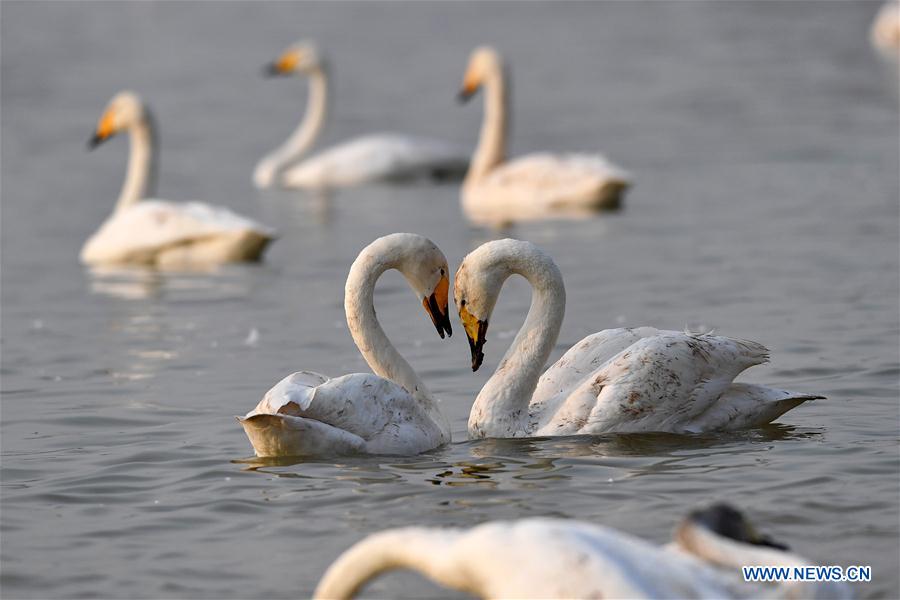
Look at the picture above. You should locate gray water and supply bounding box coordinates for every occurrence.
[2,2,898,598]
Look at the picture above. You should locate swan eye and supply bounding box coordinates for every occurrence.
[440,268,445,276]
[460,299,466,307]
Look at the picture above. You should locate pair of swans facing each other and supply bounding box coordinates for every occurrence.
[315,503,851,599]
[253,41,469,190]
[238,235,820,458]
[83,91,275,268]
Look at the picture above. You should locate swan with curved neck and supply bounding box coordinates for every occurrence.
[238,233,453,457]
[314,503,850,599]
[82,91,275,267]
[254,41,468,190]
[457,46,632,226]
[454,239,821,438]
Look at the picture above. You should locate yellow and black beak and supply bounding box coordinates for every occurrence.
[88,110,116,150]
[457,78,479,103]
[422,274,452,339]
[264,50,300,77]
[459,304,488,371]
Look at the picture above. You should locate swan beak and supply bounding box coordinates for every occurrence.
[265,50,300,77]
[423,274,452,339]
[88,110,115,149]
[262,62,282,77]
[87,132,105,149]
[457,84,477,103]
[459,305,487,371]
[457,73,480,103]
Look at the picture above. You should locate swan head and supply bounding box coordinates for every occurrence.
[452,239,519,371]
[354,233,453,339]
[458,46,502,103]
[677,503,789,555]
[264,41,323,77]
[88,90,144,149]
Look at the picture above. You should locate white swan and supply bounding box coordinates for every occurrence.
[457,47,632,226]
[314,503,851,599]
[238,233,453,457]
[872,1,900,58]
[254,41,469,190]
[453,239,821,438]
[82,91,275,267]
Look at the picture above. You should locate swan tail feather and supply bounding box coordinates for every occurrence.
[237,413,366,457]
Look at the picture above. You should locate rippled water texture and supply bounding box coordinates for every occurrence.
[2,2,898,598]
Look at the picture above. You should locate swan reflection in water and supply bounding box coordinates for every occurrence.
[235,425,819,489]
[85,264,261,302]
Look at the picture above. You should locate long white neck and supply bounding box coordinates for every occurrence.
[115,108,158,213]
[344,239,447,435]
[313,528,471,600]
[254,64,329,188]
[468,245,565,438]
[465,62,509,185]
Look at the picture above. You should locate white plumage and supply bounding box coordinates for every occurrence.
[255,41,468,190]
[238,234,454,457]
[84,91,274,268]
[279,133,468,189]
[455,239,821,439]
[314,505,851,599]
[81,200,274,267]
[458,47,631,226]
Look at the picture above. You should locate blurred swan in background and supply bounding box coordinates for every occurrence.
[454,239,821,439]
[314,503,851,599]
[457,47,631,227]
[82,91,275,267]
[254,41,469,190]
[871,1,900,59]
[238,233,453,457]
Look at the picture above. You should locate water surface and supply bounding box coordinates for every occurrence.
[2,2,898,598]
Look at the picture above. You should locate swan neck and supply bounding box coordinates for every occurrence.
[255,65,329,186]
[466,63,508,184]
[313,529,469,600]
[469,249,565,438]
[344,252,433,404]
[115,108,158,213]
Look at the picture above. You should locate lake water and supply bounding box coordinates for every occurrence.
[2,2,898,598]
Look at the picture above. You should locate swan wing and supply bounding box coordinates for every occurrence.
[80,200,275,264]
[682,383,822,432]
[239,371,445,457]
[281,134,468,188]
[481,153,630,202]
[535,332,770,435]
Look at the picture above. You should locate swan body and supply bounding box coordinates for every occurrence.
[238,233,453,457]
[278,133,469,189]
[458,47,631,225]
[454,239,821,439]
[254,41,468,190]
[84,91,274,267]
[314,504,851,599]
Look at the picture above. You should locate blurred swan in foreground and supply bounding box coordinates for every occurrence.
[82,91,275,267]
[238,234,453,457]
[454,239,821,439]
[254,41,468,190]
[314,503,851,599]
[457,47,631,227]
[871,1,900,59]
